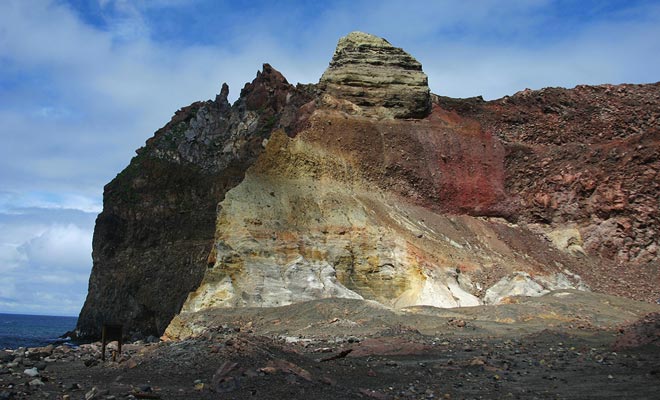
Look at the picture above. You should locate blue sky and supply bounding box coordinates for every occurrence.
[1,0,659,316]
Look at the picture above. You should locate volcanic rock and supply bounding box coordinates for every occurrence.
[77,31,659,340]
[0,352,12,363]
[76,64,313,339]
[319,31,431,119]
[179,124,587,313]
[439,82,660,302]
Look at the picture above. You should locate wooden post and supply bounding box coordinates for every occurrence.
[101,324,123,361]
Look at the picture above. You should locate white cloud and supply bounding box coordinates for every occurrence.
[97,0,150,41]
[419,7,660,99]
[0,276,19,302]
[19,224,92,271]
[0,207,95,316]
[0,1,275,200]
[0,244,27,272]
[0,191,102,214]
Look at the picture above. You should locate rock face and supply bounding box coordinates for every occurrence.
[76,64,312,338]
[319,31,431,119]
[439,83,660,302]
[77,32,659,339]
[179,110,589,315]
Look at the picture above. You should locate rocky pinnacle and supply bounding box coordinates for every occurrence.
[319,31,431,119]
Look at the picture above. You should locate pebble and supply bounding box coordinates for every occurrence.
[28,378,44,387]
[321,376,336,386]
[85,387,100,400]
[137,384,151,393]
[23,368,39,377]
[84,358,99,367]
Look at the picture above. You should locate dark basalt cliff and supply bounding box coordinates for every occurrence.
[77,32,659,339]
[76,65,313,338]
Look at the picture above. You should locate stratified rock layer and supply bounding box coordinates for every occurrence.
[319,31,431,119]
[179,111,588,314]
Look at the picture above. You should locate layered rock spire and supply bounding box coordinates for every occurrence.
[319,31,431,119]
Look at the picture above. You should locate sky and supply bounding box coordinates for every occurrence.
[1,0,659,316]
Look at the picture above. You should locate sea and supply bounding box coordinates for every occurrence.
[0,313,77,350]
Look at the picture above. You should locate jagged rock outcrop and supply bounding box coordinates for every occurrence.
[78,31,659,339]
[76,64,312,339]
[319,31,431,119]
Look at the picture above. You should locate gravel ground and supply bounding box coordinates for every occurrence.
[2,294,659,399]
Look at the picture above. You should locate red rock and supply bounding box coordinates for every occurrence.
[349,338,432,358]
[263,359,312,382]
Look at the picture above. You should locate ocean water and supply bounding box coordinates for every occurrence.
[0,313,77,350]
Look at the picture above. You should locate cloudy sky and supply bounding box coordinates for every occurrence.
[1,0,659,316]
